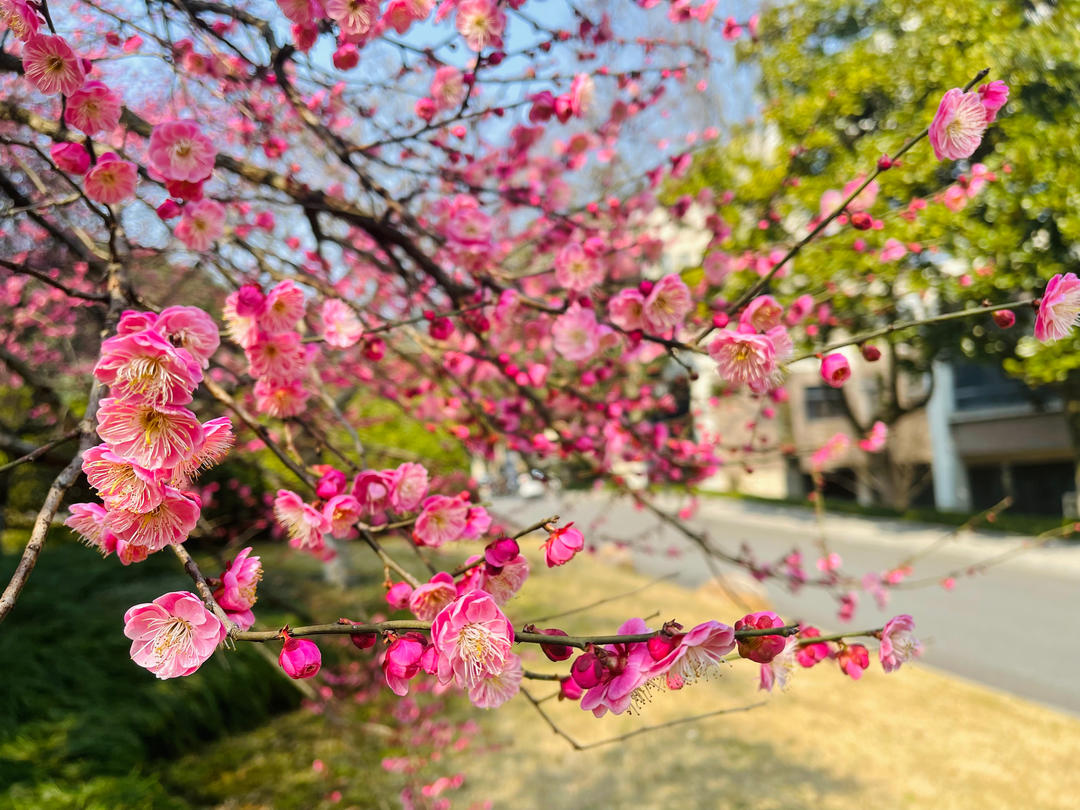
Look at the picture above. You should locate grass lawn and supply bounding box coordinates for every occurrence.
[3,536,1078,809]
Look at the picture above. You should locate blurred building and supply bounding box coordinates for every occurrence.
[692,353,1076,516]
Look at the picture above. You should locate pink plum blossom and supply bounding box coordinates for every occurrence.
[51,142,91,174]
[64,81,122,134]
[254,378,310,417]
[22,34,86,96]
[879,614,922,673]
[214,546,262,630]
[608,288,647,331]
[978,80,1009,122]
[578,617,655,717]
[94,329,202,406]
[124,591,226,678]
[155,306,220,368]
[390,462,429,512]
[642,274,692,333]
[552,303,601,362]
[543,523,584,567]
[175,199,226,251]
[858,421,888,453]
[105,485,200,552]
[455,0,505,52]
[430,65,466,110]
[740,295,783,332]
[260,280,306,334]
[413,494,469,547]
[1034,273,1080,342]
[82,445,164,513]
[0,0,41,40]
[384,632,426,695]
[554,243,603,291]
[273,489,329,553]
[246,331,306,381]
[430,591,514,688]
[837,644,870,680]
[467,653,522,708]
[320,299,363,348]
[148,120,217,182]
[85,156,138,205]
[96,398,205,470]
[758,636,798,692]
[408,572,457,621]
[648,620,735,689]
[708,330,777,390]
[325,0,379,37]
[323,494,362,536]
[928,88,988,161]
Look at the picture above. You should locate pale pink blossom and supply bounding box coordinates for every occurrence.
[811,432,850,470]
[758,636,797,692]
[175,199,226,251]
[608,288,647,331]
[554,243,603,291]
[84,156,137,205]
[260,280,306,333]
[22,34,86,96]
[879,238,907,263]
[467,653,522,708]
[105,485,200,552]
[1034,273,1080,342]
[274,489,329,553]
[277,0,318,24]
[928,88,987,161]
[474,554,529,606]
[642,274,692,333]
[739,295,783,333]
[323,494,362,536]
[408,572,457,621]
[155,306,220,368]
[64,502,111,550]
[325,0,379,37]
[430,65,466,110]
[124,591,226,678]
[460,502,491,540]
[254,378,310,417]
[455,0,505,52]
[430,591,514,688]
[552,303,601,362]
[708,330,777,390]
[148,120,216,182]
[390,462,429,512]
[320,299,363,348]
[412,494,468,547]
[94,329,202,406]
[64,81,122,134]
[96,398,205,470]
[82,445,164,513]
[648,620,735,689]
[569,73,595,117]
[879,614,922,673]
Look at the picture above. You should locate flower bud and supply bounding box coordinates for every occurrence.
[734,611,788,664]
[279,637,322,679]
[558,676,583,701]
[534,627,573,662]
[849,211,873,230]
[992,309,1016,329]
[484,536,520,568]
[570,651,605,688]
[860,344,882,362]
[350,632,376,650]
[820,353,851,388]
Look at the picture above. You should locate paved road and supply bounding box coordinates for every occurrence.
[492,493,1080,715]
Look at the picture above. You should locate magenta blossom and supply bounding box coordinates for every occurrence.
[105,485,200,553]
[578,617,656,717]
[124,591,225,679]
[977,80,1009,122]
[148,120,217,182]
[384,632,427,696]
[22,34,86,96]
[279,636,322,679]
[543,523,585,567]
[214,547,261,630]
[734,611,788,664]
[154,306,220,368]
[1034,273,1080,343]
[837,644,870,680]
[96,398,204,471]
[820,353,851,388]
[430,591,514,689]
[94,329,202,406]
[795,626,831,669]
[879,614,922,673]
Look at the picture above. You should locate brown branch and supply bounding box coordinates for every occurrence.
[0,429,80,474]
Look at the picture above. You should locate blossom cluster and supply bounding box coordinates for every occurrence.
[66,307,231,564]
[224,280,313,418]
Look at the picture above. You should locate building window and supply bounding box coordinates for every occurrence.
[952,363,1037,412]
[804,386,847,420]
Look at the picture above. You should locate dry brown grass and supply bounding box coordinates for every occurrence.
[448,550,1080,810]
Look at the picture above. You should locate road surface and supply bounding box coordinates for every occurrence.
[492,492,1080,715]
